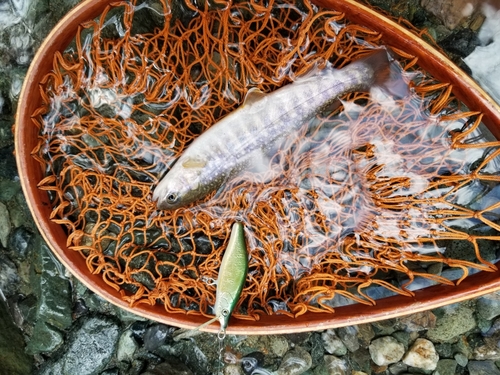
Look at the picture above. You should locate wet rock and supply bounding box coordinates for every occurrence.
[30,238,72,331]
[399,311,437,332]
[0,201,10,247]
[439,28,479,57]
[388,362,407,374]
[477,293,500,321]
[26,320,63,354]
[277,346,312,375]
[323,355,351,375]
[0,253,20,297]
[337,325,360,352]
[241,335,289,358]
[117,330,138,362]
[467,360,500,375]
[8,226,34,260]
[0,177,20,201]
[357,324,375,347]
[141,359,194,375]
[421,0,478,30]
[225,364,244,375]
[455,352,468,367]
[433,359,457,375]
[62,317,120,375]
[0,298,33,374]
[402,338,439,371]
[143,324,172,351]
[350,347,372,374]
[322,329,348,356]
[426,304,476,343]
[369,336,405,366]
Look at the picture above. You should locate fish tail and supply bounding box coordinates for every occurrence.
[354,48,409,98]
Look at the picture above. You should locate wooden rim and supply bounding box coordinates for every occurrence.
[14,0,500,334]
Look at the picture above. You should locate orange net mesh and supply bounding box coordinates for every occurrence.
[32,0,500,320]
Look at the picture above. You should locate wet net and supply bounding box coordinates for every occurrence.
[32,0,500,321]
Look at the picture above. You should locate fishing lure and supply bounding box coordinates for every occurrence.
[176,222,248,339]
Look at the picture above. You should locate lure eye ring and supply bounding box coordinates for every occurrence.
[166,193,178,204]
[221,308,229,317]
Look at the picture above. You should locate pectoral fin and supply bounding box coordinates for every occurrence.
[182,157,207,168]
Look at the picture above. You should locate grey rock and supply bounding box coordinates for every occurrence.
[402,338,439,371]
[337,326,360,352]
[426,304,476,343]
[467,360,500,375]
[0,253,20,297]
[433,359,457,375]
[454,352,468,367]
[0,201,10,247]
[369,336,405,366]
[277,346,312,375]
[141,360,194,375]
[388,362,408,375]
[8,226,34,260]
[322,329,348,356]
[144,324,171,351]
[62,317,120,375]
[117,330,139,362]
[0,298,33,374]
[477,293,500,321]
[26,320,63,355]
[323,355,351,375]
[421,0,478,29]
[0,177,20,201]
[30,238,72,331]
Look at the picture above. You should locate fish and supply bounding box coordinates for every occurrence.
[174,222,248,339]
[153,49,394,209]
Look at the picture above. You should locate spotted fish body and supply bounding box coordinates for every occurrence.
[153,50,391,209]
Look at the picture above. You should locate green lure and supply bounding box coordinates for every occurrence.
[192,222,248,337]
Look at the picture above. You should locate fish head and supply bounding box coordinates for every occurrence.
[153,161,206,209]
[215,291,234,331]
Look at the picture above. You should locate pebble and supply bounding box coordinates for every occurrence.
[426,304,476,343]
[277,346,312,375]
[143,324,171,351]
[117,330,138,362]
[337,326,360,352]
[0,201,10,247]
[433,359,457,375]
[421,0,478,29]
[467,360,500,375]
[324,355,351,375]
[476,293,500,321]
[455,352,468,367]
[368,336,405,366]
[322,329,348,356]
[402,338,439,371]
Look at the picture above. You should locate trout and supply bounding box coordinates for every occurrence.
[153,49,393,209]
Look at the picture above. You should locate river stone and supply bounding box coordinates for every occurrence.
[143,324,171,351]
[421,0,478,29]
[117,330,138,362]
[467,360,500,375]
[62,317,120,375]
[0,201,10,247]
[369,336,405,366]
[477,293,500,321]
[324,355,351,375]
[402,338,439,371]
[426,304,476,343]
[0,297,33,374]
[337,326,360,352]
[433,359,457,375]
[277,346,312,375]
[8,226,34,260]
[30,237,72,331]
[142,360,194,375]
[0,253,20,297]
[25,320,63,355]
[322,329,348,356]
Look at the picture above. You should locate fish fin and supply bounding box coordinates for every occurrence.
[182,157,206,168]
[243,87,266,106]
[294,62,324,82]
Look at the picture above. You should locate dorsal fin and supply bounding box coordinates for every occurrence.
[243,87,266,106]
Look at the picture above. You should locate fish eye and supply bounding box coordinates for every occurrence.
[166,193,178,204]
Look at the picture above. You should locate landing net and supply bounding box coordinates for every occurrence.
[32,0,500,320]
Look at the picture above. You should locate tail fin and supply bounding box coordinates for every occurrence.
[353,48,410,98]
